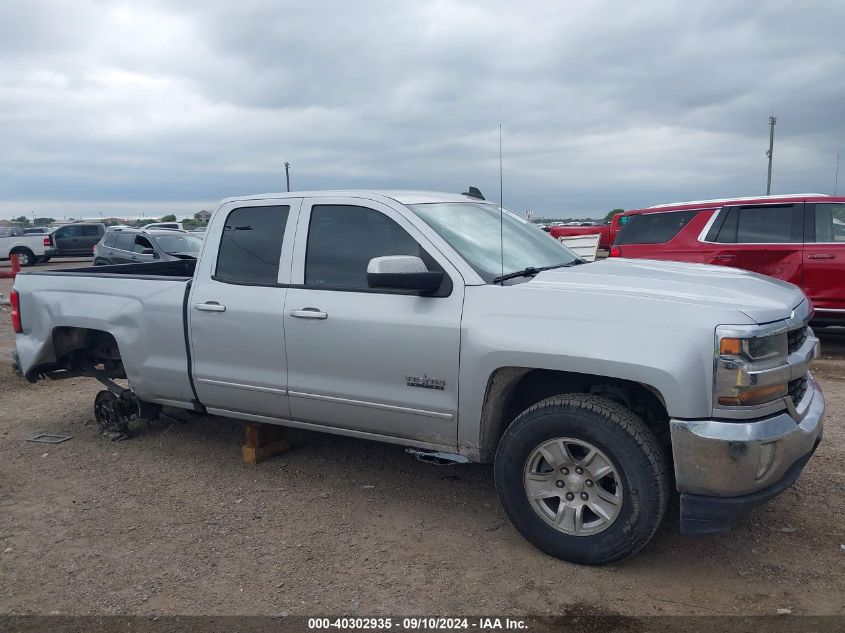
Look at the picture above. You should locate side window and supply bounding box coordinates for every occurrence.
[735,205,798,243]
[215,205,289,285]
[304,205,440,291]
[60,226,81,238]
[81,225,101,237]
[614,210,698,245]
[812,204,845,242]
[103,233,117,247]
[134,236,154,253]
[114,234,135,251]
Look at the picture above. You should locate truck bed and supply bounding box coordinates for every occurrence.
[13,262,197,409]
[27,259,196,279]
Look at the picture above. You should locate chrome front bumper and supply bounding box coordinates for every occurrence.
[670,374,824,497]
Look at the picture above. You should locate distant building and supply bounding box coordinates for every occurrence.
[194,210,212,222]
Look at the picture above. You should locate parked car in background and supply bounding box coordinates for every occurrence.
[93,228,202,265]
[610,194,845,325]
[549,214,631,250]
[48,222,106,258]
[143,221,184,231]
[23,227,51,235]
[0,229,55,266]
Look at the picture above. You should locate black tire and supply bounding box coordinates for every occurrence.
[495,394,668,565]
[11,248,35,267]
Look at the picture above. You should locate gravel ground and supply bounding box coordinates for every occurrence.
[0,259,843,617]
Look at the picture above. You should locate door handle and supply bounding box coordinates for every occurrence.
[290,308,328,320]
[808,253,835,260]
[194,302,227,312]
[714,254,736,262]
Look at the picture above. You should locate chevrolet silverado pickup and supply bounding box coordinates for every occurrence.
[11,191,824,564]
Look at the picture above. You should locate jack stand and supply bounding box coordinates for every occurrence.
[242,423,291,465]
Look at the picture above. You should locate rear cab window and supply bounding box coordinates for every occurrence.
[615,210,698,245]
[214,205,290,285]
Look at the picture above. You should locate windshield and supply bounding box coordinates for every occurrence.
[410,202,580,282]
[153,233,202,254]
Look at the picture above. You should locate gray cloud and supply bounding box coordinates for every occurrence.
[1,0,843,220]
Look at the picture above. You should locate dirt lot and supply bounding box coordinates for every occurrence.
[0,259,843,617]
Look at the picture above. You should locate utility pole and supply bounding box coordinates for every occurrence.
[284,162,291,192]
[766,114,777,195]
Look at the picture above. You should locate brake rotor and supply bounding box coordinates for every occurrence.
[94,390,131,436]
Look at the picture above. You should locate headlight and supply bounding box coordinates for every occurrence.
[714,325,789,408]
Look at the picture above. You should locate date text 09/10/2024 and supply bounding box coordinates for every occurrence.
[307,617,528,630]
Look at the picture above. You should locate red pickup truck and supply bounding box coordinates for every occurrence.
[609,194,845,325]
[549,214,630,250]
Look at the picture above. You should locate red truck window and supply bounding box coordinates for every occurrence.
[706,205,801,243]
[811,204,845,242]
[615,210,698,245]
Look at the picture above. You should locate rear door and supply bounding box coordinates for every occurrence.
[188,199,300,419]
[282,196,463,445]
[803,202,845,314]
[79,225,103,254]
[53,225,82,255]
[111,233,136,263]
[702,203,803,286]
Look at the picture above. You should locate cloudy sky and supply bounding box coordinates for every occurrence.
[1,1,843,221]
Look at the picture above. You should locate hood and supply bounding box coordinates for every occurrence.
[527,258,805,325]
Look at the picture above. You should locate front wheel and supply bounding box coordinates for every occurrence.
[495,394,668,565]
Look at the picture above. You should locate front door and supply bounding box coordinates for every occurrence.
[189,200,300,419]
[283,197,463,446]
[804,202,845,314]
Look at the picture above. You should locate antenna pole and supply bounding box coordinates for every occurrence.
[284,162,291,192]
[766,114,776,195]
[499,124,504,284]
[835,154,840,196]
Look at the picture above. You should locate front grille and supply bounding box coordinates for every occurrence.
[787,326,808,355]
[788,376,808,405]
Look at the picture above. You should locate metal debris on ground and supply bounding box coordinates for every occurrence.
[26,433,73,444]
[404,448,470,465]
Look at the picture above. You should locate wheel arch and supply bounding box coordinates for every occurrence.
[474,367,670,463]
[50,326,126,377]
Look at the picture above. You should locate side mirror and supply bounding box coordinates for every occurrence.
[367,256,444,293]
[141,248,156,256]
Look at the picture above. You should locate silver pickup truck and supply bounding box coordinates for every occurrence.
[11,191,824,564]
